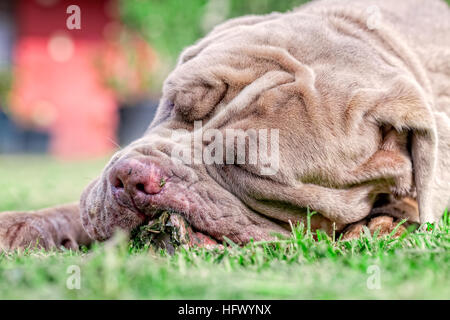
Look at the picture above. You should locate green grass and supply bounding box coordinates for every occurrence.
[0,156,449,299]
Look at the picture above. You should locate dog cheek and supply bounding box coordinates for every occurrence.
[80,178,110,241]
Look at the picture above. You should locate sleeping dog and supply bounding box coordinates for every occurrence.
[1,0,449,250]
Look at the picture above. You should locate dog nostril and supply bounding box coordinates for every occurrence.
[114,178,124,189]
[136,183,146,193]
[135,181,163,195]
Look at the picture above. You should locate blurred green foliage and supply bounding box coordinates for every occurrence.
[227,0,309,19]
[119,0,309,65]
[119,0,208,64]
[0,68,12,109]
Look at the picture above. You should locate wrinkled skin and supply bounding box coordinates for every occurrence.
[1,0,449,251]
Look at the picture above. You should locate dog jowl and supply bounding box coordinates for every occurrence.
[1,0,449,251]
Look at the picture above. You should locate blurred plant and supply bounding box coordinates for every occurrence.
[95,25,159,103]
[0,68,12,110]
[118,0,310,91]
[119,0,208,65]
[227,0,309,18]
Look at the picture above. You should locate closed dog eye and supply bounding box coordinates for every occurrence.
[168,80,229,123]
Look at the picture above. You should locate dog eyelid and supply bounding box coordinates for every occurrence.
[166,100,175,110]
[162,100,175,119]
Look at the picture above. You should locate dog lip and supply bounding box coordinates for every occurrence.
[111,184,184,221]
[108,179,221,244]
[129,195,154,220]
[111,188,149,221]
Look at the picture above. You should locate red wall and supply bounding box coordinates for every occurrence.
[11,0,119,157]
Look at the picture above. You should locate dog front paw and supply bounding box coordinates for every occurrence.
[342,197,419,240]
[367,215,407,237]
[0,213,53,251]
[0,206,86,252]
[342,215,409,240]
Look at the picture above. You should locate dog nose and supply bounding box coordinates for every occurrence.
[110,158,165,197]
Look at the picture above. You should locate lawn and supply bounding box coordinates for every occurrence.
[0,156,448,299]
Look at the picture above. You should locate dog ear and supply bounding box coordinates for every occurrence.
[350,76,450,224]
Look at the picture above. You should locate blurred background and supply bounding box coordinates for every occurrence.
[0,0,308,158]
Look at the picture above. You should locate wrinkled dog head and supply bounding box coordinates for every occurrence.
[80,6,450,243]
